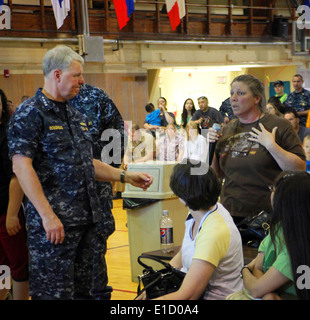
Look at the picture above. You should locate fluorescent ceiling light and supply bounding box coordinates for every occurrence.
[171,64,263,73]
[197,66,242,72]
[172,68,197,73]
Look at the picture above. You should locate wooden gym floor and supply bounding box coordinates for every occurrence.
[107,199,257,300]
[106,199,138,300]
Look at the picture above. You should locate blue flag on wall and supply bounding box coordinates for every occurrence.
[303,0,310,6]
[126,0,134,16]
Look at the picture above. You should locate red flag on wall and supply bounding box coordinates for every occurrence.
[113,0,135,30]
[165,0,185,30]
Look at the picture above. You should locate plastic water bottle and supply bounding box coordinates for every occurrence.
[160,210,174,253]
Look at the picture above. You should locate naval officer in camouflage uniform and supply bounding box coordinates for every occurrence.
[7,45,152,300]
[284,74,310,127]
[71,84,127,299]
[219,97,236,124]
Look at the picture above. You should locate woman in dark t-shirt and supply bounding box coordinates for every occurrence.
[208,75,306,222]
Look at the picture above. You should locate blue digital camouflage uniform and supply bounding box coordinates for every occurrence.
[219,97,236,122]
[70,84,127,300]
[7,89,101,299]
[284,88,310,127]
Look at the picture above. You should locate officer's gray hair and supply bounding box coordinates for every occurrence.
[43,45,84,77]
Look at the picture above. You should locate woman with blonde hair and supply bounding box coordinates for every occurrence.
[157,123,184,161]
[182,121,209,162]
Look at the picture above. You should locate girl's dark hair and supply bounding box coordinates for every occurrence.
[158,97,167,104]
[0,89,9,125]
[270,171,310,300]
[181,98,196,128]
[267,96,285,114]
[169,159,221,211]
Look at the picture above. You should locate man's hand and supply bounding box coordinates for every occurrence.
[12,155,65,244]
[125,172,153,191]
[42,214,65,245]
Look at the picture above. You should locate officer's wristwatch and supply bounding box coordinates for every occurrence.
[120,170,126,183]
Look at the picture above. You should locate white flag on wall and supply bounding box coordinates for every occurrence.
[51,0,70,29]
[165,0,185,30]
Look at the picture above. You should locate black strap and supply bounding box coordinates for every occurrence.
[135,254,171,300]
[137,254,172,271]
[135,272,163,300]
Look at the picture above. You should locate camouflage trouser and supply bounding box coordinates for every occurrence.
[27,222,97,300]
[91,204,115,300]
[91,222,111,299]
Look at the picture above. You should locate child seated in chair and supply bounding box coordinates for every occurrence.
[137,159,243,300]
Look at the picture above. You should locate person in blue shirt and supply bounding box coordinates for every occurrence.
[70,83,126,300]
[7,45,153,300]
[145,103,161,127]
[219,97,236,124]
[284,74,310,127]
[144,97,176,136]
